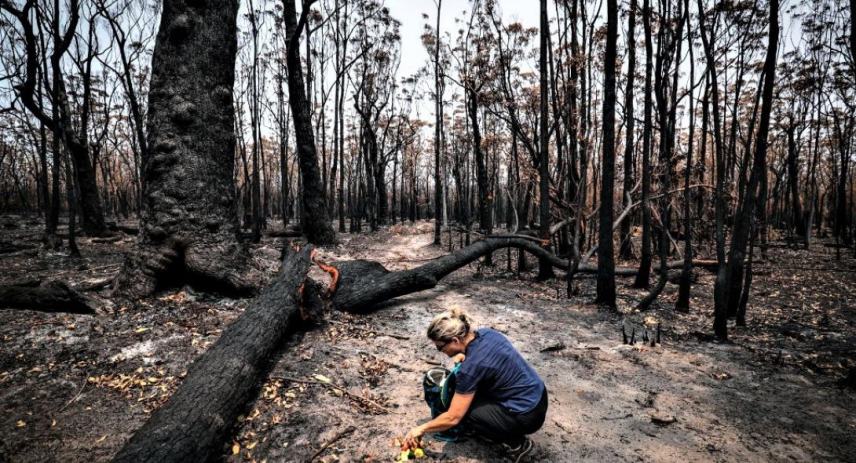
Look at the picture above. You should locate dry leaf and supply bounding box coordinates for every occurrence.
[134,327,149,334]
[96,435,107,443]
[16,420,26,427]
[232,442,240,455]
[246,441,257,450]
[313,374,332,384]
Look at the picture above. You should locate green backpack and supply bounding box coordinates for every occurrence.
[422,363,464,441]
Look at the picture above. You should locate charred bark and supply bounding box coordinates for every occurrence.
[633,0,654,289]
[676,0,695,313]
[785,125,803,233]
[698,0,728,340]
[619,0,637,260]
[284,0,337,245]
[114,0,256,298]
[537,0,556,281]
[113,247,315,463]
[0,281,94,314]
[724,0,778,318]
[331,235,717,314]
[596,0,618,307]
[432,0,444,246]
[469,86,493,265]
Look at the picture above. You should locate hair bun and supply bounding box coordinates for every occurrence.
[427,307,475,342]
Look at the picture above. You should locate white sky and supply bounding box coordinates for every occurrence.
[384,0,540,79]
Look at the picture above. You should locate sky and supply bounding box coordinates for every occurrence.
[384,0,540,79]
[377,0,540,121]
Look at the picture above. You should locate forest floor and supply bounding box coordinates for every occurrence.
[1,215,855,462]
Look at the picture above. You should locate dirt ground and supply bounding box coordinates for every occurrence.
[1,216,855,462]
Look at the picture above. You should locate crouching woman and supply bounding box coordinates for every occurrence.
[404,308,548,461]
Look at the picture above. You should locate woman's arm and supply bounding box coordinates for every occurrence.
[404,391,475,448]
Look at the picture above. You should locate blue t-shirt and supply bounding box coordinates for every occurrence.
[455,328,545,413]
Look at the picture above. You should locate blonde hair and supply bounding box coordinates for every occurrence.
[427,307,475,342]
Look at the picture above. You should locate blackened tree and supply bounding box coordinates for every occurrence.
[595,0,618,308]
[115,0,256,298]
[283,0,337,245]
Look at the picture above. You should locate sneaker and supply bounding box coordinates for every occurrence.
[502,438,534,463]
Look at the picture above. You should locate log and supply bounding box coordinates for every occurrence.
[331,236,717,313]
[113,246,315,463]
[0,280,94,314]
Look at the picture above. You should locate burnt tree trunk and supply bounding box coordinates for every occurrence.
[469,86,493,265]
[113,247,315,463]
[596,0,618,307]
[331,235,717,314]
[284,0,337,245]
[114,0,256,298]
[636,0,682,312]
[785,124,803,233]
[698,0,728,340]
[619,0,637,260]
[676,0,695,313]
[65,144,81,257]
[433,0,444,246]
[537,0,556,280]
[724,0,778,318]
[633,0,654,289]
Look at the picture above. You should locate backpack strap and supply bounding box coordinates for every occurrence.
[440,362,463,408]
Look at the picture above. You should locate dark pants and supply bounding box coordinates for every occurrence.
[463,387,548,447]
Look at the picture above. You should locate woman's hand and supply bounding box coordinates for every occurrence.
[403,426,424,450]
[451,353,466,365]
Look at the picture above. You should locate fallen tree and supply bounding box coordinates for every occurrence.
[113,235,717,461]
[0,280,94,314]
[332,235,717,314]
[113,246,318,462]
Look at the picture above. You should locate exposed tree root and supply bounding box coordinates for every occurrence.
[113,239,259,299]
